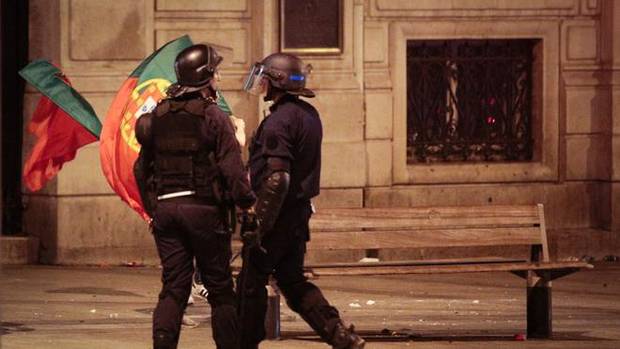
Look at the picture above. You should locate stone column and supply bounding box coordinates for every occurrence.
[608,0,620,231]
[23,0,62,263]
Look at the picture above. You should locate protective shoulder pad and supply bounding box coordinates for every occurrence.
[184,98,213,117]
[154,99,171,117]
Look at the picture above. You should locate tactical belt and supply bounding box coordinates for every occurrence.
[157,190,196,201]
[156,192,220,207]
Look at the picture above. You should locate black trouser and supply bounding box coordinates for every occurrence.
[237,203,343,349]
[151,198,238,349]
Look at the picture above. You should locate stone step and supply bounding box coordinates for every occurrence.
[1,236,39,264]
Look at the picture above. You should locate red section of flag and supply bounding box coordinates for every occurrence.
[23,95,98,192]
[99,77,150,220]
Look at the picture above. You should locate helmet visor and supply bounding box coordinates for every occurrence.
[243,63,266,95]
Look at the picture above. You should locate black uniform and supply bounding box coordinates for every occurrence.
[135,94,255,349]
[239,94,345,348]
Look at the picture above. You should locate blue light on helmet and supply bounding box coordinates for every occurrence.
[289,74,305,81]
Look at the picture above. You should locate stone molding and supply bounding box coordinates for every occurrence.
[155,0,251,17]
[364,21,389,66]
[369,0,583,18]
[562,19,601,70]
[581,0,601,15]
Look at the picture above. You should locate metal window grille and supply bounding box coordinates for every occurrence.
[406,39,537,163]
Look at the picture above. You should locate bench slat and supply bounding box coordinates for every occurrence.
[310,216,541,232]
[312,205,539,218]
[306,257,527,268]
[306,227,542,250]
[308,261,593,276]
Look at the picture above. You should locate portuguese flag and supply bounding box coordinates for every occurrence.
[19,60,102,192]
[100,36,237,220]
[99,35,193,221]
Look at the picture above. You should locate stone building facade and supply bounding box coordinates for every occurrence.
[15,0,620,264]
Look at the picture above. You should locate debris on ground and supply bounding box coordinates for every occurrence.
[562,256,581,262]
[581,255,595,263]
[122,261,145,267]
[182,315,198,328]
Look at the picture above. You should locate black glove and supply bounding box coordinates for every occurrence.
[238,209,261,249]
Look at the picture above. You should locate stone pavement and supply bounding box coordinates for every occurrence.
[1,263,619,349]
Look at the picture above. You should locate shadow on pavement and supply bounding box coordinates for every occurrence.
[0,322,35,336]
[46,287,144,297]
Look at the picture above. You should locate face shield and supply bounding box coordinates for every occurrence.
[302,63,313,84]
[242,63,266,95]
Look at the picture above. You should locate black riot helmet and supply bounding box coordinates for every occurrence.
[243,52,314,99]
[167,44,223,98]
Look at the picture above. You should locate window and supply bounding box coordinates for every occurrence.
[406,39,539,163]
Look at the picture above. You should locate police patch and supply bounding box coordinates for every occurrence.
[266,135,279,150]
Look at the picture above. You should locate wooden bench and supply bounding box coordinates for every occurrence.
[265,204,592,340]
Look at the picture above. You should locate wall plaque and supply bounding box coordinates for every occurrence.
[280,0,342,54]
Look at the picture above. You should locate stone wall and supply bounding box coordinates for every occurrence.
[361,0,618,233]
[22,0,619,264]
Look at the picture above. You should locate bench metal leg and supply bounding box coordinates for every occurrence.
[527,271,552,339]
[265,281,281,340]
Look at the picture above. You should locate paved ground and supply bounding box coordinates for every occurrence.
[1,263,619,349]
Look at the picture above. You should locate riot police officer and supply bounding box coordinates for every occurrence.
[238,52,365,349]
[134,44,256,349]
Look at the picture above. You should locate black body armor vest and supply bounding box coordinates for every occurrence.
[151,98,219,199]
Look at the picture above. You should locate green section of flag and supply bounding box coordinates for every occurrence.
[216,90,233,115]
[135,35,193,84]
[19,60,102,138]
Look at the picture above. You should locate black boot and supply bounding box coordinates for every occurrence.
[330,321,365,349]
